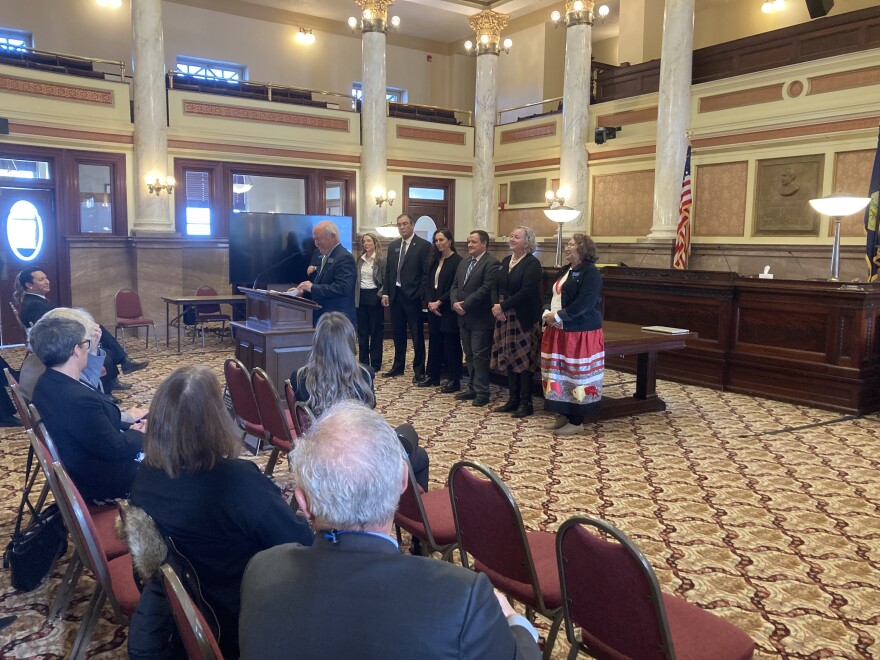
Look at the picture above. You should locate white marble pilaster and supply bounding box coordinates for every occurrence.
[472,53,498,231]
[131,0,173,234]
[560,21,591,228]
[361,29,388,229]
[648,0,695,239]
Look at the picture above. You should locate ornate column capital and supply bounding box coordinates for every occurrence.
[354,0,395,33]
[563,0,594,26]
[467,10,510,55]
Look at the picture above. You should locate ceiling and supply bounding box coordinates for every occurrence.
[180,0,745,48]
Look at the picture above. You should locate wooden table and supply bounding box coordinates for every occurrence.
[590,321,691,420]
[162,294,247,352]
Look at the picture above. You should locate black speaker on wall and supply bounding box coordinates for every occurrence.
[805,0,834,18]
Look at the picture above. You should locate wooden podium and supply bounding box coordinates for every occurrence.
[231,288,320,392]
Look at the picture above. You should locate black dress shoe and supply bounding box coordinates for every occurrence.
[418,377,441,388]
[0,415,23,428]
[472,395,490,407]
[441,381,461,394]
[454,390,477,401]
[382,369,404,378]
[412,374,427,384]
[121,359,149,375]
[109,379,132,391]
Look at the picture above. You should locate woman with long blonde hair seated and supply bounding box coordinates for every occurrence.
[292,311,430,490]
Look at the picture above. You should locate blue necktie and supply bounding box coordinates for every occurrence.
[464,257,476,284]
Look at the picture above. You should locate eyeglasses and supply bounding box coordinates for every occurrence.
[78,339,91,350]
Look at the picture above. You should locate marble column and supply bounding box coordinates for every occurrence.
[468,10,509,232]
[131,0,173,234]
[472,53,498,231]
[560,4,593,227]
[361,28,388,229]
[648,0,695,239]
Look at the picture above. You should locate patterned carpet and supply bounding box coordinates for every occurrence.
[0,337,878,658]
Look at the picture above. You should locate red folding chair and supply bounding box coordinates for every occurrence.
[449,460,563,659]
[394,460,458,561]
[52,462,139,659]
[223,358,267,445]
[191,286,230,347]
[250,368,295,476]
[283,378,315,436]
[115,288,159,352]
[162,563,225,660]
[556,516,755,660]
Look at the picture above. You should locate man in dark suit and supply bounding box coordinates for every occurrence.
[239,400,541,660]
[29,315,145,502]
[16,267,148,392]
[450,230,500,407]
[295,221,356,328]
[381,213,432,383]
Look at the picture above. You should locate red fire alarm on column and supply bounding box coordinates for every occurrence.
[426,54,432,62]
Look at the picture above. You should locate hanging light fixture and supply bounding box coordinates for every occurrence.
[232,175,254,194]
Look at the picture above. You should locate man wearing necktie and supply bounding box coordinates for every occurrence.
[381,214,432,382]
[449,230,500,407]
[295,221,356,327]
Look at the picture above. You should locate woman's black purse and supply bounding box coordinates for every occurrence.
[3,500,68,592]
[3,444,69,592]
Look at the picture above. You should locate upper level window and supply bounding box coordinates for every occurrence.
[176,56,246,82]
[0,158,50,180]
[0,28,32,52]
[351,82,407,105]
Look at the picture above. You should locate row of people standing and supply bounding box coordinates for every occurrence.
[353,215,605,435]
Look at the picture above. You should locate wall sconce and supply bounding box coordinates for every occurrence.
[597,4,610,21]
[96,0,123,7]
[146,174,175,195]
[372,187,396,207]
[295,28,316,44]
[808,194,870,281]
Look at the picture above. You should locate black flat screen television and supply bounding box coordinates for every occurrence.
[229,213,354,288]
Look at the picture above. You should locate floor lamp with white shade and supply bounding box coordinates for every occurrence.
[808,194,871,281]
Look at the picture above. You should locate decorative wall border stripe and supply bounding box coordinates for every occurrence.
[500,122,556,144]
[168,139,360,163]
[387,159,471,173]
[396,125,466,145]
[0,74,113,105]
[9,122,132,143]
[807,66,880,96]
[596,107,658,128]
[182,100,350,132]
[693,116,880,149]
[698,83,784,113]
[587,145,655,161]
[495,157,560,173]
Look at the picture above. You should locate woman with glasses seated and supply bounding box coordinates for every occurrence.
[292,311,430,491]
[29,315,146,502]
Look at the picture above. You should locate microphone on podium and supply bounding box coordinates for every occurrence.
[252,250,310,289]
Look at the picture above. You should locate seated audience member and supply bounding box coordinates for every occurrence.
[0,356,23,427]
[29,315,145,502]
[18,308,137,420]
[129,365,313,659]
[292,311,430,491]
[14,267,148,391]
[238,401,541,660]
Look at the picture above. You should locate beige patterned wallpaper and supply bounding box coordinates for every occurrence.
[693,162,748,236]
[498,208,558,238]
[591,170,654,236]
[832,149,876,237]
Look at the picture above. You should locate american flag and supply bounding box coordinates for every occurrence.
[865,128,879,282]
[673,146,692,270]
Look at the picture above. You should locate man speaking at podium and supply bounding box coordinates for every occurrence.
[293,221,356,327]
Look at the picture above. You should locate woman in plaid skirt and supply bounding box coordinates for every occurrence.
[490,226,544,418]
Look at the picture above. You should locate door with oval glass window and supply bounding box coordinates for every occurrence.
[0,188,56,345]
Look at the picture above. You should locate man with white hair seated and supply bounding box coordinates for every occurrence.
[238,400,541,660]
